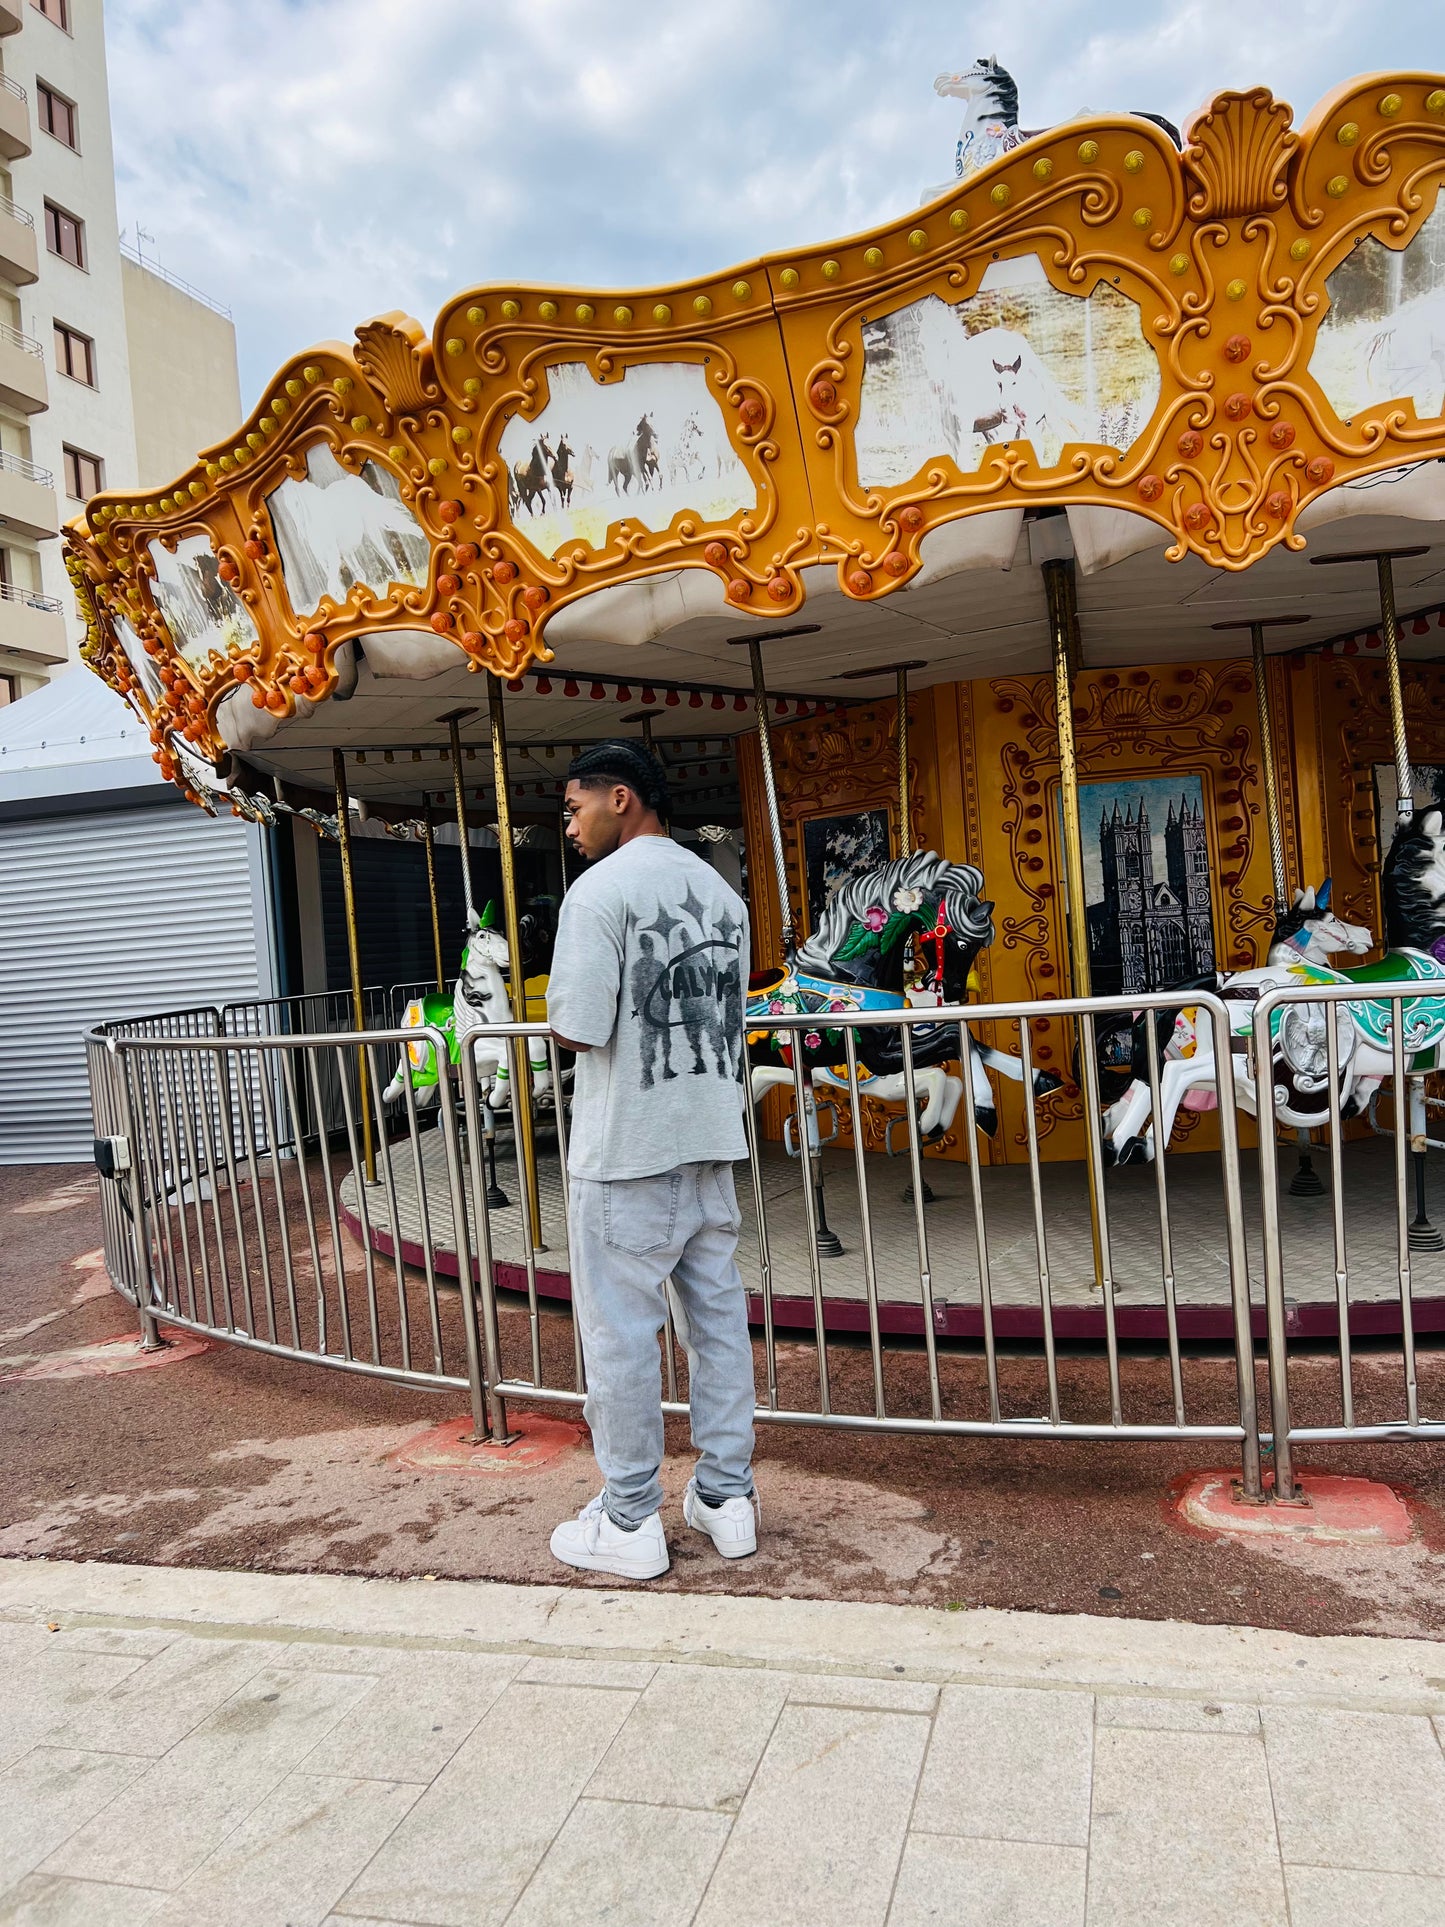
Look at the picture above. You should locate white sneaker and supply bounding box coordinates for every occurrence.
[550,1493,669,1580]
[683,1478,759,1559]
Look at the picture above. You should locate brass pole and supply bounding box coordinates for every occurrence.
[1044,558,1104,1291]
[1045,561,1092,1000]
[1377,555,1415,827]
[748,638,794,959]
[639,713,656,753]
[447,716,476,922]
[331,748,376,1185]
[896,666,911,860]
[422,803,445,992]
[1251,625,1288,910]
[487,673,545,1249]
[1310,547,1425,827]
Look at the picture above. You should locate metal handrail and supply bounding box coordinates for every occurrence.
[0,73,26,103]
[0,579,62,613]
[0,193,35,229]
[85,988,1267,1477]
[0,318,42,358]
[1252,974,1445,1494]
[0,446,53,487]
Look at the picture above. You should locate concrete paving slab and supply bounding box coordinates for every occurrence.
[303,1651,524,1784]
[144,1773,423,1927]
[506,1798,731,1927]
[0,1750,150,1896]
[886,1832,1087,1927]
[693,1703,928,1927]
[911,1683,1094,1847]
[43,1666,376,1891]
[1086,1726,1288,1927]
[1262,1706,1445,1875]
[337,1682,637,1927]
[0,1872,168,1925]
[585,1666,789,1813]
[1284,1865,1445,1927]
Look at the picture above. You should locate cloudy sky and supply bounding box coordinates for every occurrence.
[107,0,1444,408]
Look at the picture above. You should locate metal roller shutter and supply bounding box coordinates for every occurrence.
[0,806,274,1163]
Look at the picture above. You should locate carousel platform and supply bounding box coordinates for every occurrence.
[337,1130,1445,1344]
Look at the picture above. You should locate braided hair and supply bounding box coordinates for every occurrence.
[566,739,672,821]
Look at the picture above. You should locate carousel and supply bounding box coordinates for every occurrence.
[68,65,1445,1387]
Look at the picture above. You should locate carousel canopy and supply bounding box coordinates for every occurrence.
[62,72,1445,808]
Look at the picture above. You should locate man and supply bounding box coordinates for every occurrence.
[546,739,758,1580]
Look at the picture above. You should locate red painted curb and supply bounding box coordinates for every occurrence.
[1174,1469,1414,1545]
[391,1410,588,1475]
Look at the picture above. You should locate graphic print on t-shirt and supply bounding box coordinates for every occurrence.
[626,881,745,1090]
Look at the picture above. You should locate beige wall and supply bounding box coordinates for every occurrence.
[122,256,240,491]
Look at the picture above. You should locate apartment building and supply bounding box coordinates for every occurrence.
[0,0,240,705]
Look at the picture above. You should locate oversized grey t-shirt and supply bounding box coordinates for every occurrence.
[547,836,749,1180]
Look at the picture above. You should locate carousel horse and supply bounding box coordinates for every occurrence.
[746,849,1063,1141]
[383,903,554,1111]
[1097,816,1445,1161]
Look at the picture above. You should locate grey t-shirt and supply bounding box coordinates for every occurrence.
[547,836,750,1180]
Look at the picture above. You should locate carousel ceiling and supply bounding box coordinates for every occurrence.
[63,72,1445,808]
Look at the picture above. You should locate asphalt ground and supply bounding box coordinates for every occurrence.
[4,1161,1445,1639]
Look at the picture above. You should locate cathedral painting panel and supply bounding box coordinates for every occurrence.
[1064,775,1217,998]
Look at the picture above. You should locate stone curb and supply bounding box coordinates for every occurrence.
[3,1557,1444,1715]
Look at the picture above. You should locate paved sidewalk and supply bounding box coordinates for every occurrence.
[1,1561,1444,1925]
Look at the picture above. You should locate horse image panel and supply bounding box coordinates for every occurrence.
[1311,197,1445,425]
[265,442,431,621]
[146,531,259,664]
[496,360,755,558]
[854,256,1160,487]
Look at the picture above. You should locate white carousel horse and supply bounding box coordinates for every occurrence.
[1098,874,1399,1164]
[383,907,553,1111]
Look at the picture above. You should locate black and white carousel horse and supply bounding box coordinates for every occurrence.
[746,849,1063,1141]
[924,56,1182,198]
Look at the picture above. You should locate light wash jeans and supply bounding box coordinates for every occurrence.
[568,1160,756,1528]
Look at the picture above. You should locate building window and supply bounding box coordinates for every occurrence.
[63,444,102,500]
[30,0,69,27]
[43,201,84,269]
[36,82,78,150]
[0,673,17,707]
[53,321,94,385]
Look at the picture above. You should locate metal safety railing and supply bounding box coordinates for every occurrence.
[1253,978,1445,1499]
[88,988,1278,1488]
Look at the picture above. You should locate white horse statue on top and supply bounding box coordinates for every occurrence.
[922,56,1182,202]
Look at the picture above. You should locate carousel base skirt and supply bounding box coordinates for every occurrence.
[336,1130,1445,1346]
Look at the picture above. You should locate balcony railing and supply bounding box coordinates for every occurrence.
[0,73,26,102]
[0,578,61,613]
[0,193,34,228]
[0,318,42,358]
[0,447,53,487]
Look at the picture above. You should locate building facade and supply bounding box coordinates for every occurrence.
[0,0,239,706]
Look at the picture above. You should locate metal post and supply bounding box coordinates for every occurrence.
[1044,558,1105,1292]
[896,665,911,860]
[487,673,545,1250]
[1312,547,1434,1238]
[748,637,794,960]
[331,748,376,1185]
[446,713,476,922]
[1215,613,1321,1195]
[421,804,445,993]
[1252,623,1288,910]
